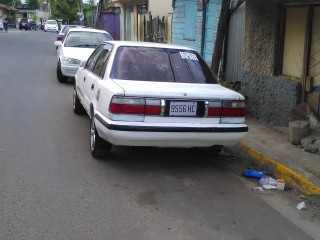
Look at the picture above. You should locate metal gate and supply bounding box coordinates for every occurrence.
[225,1,245,83]
[98,12,120,40]
[144,13,167,43]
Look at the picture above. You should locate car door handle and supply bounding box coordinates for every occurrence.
[83,77,86,82]
[91,84,94,90]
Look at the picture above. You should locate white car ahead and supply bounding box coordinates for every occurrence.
[73,41,248,157]
[44,20,59,32]
[54,28,113,83]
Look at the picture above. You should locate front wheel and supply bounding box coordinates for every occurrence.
[57,61,68,83]
[90,115,112,158]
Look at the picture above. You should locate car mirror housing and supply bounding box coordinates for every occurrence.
[80,60,87,68]
[54,41,63,46]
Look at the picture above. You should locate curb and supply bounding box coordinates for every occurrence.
[238,142,320,196]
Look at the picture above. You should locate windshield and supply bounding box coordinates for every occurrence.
[64,31,113,48]
[110,46,218,84]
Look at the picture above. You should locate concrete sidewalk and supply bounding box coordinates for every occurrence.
[225,117,320,195]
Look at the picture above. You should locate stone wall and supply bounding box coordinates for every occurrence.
[240,0,302,126]
[241,71,301,126]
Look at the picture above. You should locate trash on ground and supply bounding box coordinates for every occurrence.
[259,176,278,190]
[276,179,285,190]
[262,184,277,190]
[297,202,307,210]
[299,194,306,199]
[242,169,264,179]
[252,187,263,191]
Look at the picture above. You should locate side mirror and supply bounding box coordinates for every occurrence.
[80,60,87,67]
[54,41,62,46]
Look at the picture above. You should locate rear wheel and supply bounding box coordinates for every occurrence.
[73,84,85,114]
[57,61,68,83]
[90,114,112,158]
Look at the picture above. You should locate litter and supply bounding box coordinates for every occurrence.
[276,179,285,190]
[299,195,306,199]
[259,176,277,190]
[242,169,264,179]
[297,202,307,210]
[252,187,263,191]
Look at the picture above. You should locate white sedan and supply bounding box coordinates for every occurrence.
[54,28,113,83]
[44,20,59,32]
[73,41,248,157]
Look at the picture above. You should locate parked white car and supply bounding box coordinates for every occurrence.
[44,20,59,32]
[54,28,113,83]
[73,41,248,157]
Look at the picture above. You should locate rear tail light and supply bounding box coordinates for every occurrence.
[207,100,245,123]
[221,100,246,117]
[109,97,161,117]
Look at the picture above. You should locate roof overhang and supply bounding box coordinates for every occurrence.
[119,0,147,6]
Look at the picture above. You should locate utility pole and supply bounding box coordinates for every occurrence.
[211,0,231,76]
[94,0,103,28]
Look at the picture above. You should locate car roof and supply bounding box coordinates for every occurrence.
[68,28,109,34]
[103,41,195,51]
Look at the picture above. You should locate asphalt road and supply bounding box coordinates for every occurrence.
[0,29,319,240]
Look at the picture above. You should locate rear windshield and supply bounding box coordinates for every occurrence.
[46,20,57,25]
[61,25,77,33]
[110,47,218,84]
[64,31,113,48]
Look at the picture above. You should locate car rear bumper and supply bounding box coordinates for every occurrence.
[94,113,248,148]
[61,64,79,77]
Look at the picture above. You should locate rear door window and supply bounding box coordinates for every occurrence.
[110,47,218,84]
[85,44,105,72]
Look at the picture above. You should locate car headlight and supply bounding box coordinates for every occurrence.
[62,57,81,65]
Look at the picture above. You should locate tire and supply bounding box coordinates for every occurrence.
[56,61,68,83]
[73,84,85,114]
[90,114,112,158]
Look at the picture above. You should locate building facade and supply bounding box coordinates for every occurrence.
[232,0,320,126]
[171,0,222,65]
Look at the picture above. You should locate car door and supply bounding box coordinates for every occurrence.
[80,45,105,112]
[84,44,113,109]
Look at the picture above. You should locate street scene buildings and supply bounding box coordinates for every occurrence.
[1,0,320,239]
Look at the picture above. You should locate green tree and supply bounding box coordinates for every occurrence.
[51,0,79,23]
[83,3,96,27]
[0,0,21,7]
[0,0,16,6]
[26,0,39,9]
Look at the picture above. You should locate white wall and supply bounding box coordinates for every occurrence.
[148,0,172,19]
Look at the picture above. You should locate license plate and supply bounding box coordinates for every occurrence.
[169,101,197,116]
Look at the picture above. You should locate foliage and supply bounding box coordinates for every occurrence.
[50,0,79,23]
[26,0,39,9]
[83,3,96,26]
[31,15,38,22]
[0,0,13,6]
[0,0,25,7]
[219,79,242,92]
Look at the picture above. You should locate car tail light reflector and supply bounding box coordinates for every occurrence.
[145,106,161,115]
[222,100,246,117]
[207,101,222,117]
[109,97,161,116]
